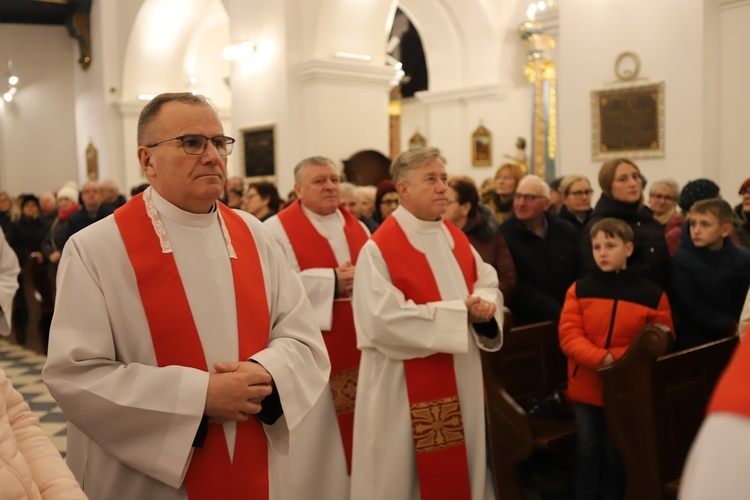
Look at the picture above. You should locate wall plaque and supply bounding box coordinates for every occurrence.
[591,81,664,161]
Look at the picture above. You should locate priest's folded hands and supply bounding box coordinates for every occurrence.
[204,361,274,423]
[464,295,497,323]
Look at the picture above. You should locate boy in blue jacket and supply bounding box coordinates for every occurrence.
[670,198,750,350]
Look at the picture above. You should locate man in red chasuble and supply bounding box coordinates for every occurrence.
[265,156,369,500]
[43,92,330,500]
[351,147,504,500]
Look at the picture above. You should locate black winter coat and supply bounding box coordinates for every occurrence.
[499,213,581,326]
[670,232,750,350]
[583,194,670,290]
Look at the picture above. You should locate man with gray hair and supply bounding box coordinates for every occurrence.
[265,156,370,500]
[43,92,329,499]
[499,174,581,325]
[100,179,127,209]
[351,147,503,499]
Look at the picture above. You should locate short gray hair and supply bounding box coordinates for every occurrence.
[559,175,591,196]
[649,178,680,198]
[390,147,447,184]
[137,92,215,146]
[293,156,337,183]
[517,175,550,198]
[339,182,356,197]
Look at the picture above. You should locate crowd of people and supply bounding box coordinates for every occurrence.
[0,91,749,499]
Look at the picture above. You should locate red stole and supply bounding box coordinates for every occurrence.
[277,200,368,472]
[371,215,477,500]
[708,327,749,417]
[114,194,270,499]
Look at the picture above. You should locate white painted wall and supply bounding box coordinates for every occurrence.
[2,0,749,205]
[556,0,740,200]
[0,24,78,194]
[719,0,750,208]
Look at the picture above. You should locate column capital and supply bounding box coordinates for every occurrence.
[293,59,396,89]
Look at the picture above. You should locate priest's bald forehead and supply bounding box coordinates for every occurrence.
[390,147,447,184]
[293,156,337,183]
[137,92,216,146]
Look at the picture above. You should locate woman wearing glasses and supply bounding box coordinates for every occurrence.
[559,175,595,234]
[583,158,670,289]
[649,179,681,231]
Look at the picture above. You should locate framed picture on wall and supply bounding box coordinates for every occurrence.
[243,126,276,177]
[591,81,665,160]
[471,125,492,167]
[86,142,98,180]
[409,132,427,150]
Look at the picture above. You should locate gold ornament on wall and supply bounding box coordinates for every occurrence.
[409,131,427,150]
[86,142,98,180]
[471,125,492,167]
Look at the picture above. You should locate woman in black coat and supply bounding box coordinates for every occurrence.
[583,158,670,289]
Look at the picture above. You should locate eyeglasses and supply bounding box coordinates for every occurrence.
[496,175,515,181]
[513,193,548,202]
[146,134,236,156]
[568,189,594,198]
[740,189,750,196]
[380,199,399,206]
[650,194,675,201]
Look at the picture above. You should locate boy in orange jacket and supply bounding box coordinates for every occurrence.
[559,217,673,500]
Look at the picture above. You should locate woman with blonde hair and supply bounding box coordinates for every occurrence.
[559,175,594,233]
[487,163,524,224]
[584,158,669,288]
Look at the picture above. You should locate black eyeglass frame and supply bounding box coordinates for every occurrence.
[145,134,236,156]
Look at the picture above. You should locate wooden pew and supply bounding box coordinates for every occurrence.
[483,318,575,500]
[599,324,738,500]
[10,256,48,354]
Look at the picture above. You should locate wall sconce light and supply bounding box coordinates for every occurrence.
[3,60,19,103]
[222,40,257,61]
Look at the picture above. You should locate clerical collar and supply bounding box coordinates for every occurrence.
[300,203,344,225]
[149,187,218,228]
[392,205,454,253]
[393,205,443,232]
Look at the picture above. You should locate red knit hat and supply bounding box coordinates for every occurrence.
[375,180,397,208]
[739,177,750,195]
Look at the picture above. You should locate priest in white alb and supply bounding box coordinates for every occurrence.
[42,93,330,500]
[265,156,369,500]
[350,147,504,500]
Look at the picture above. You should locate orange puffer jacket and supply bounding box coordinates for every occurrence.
[558,267,674,406]
[0,369,86,499]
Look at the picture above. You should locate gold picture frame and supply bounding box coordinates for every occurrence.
[86,142,98,180]
[471,125,492,166]
[591,81,665,161]
[409,132,427,150]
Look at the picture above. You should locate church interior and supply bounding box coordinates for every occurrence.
[0,0,749,498]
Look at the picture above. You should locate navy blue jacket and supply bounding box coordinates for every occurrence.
[670,230,750,350]
[500,213,581,326]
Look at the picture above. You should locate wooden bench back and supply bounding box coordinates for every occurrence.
[482,317,572,500]
[485,320,567,404]
[600,324,738,500]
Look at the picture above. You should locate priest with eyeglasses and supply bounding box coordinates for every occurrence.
[43,92,329,500]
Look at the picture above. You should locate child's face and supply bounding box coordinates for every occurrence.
[592,232,633,272]
[689,212,731,250]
